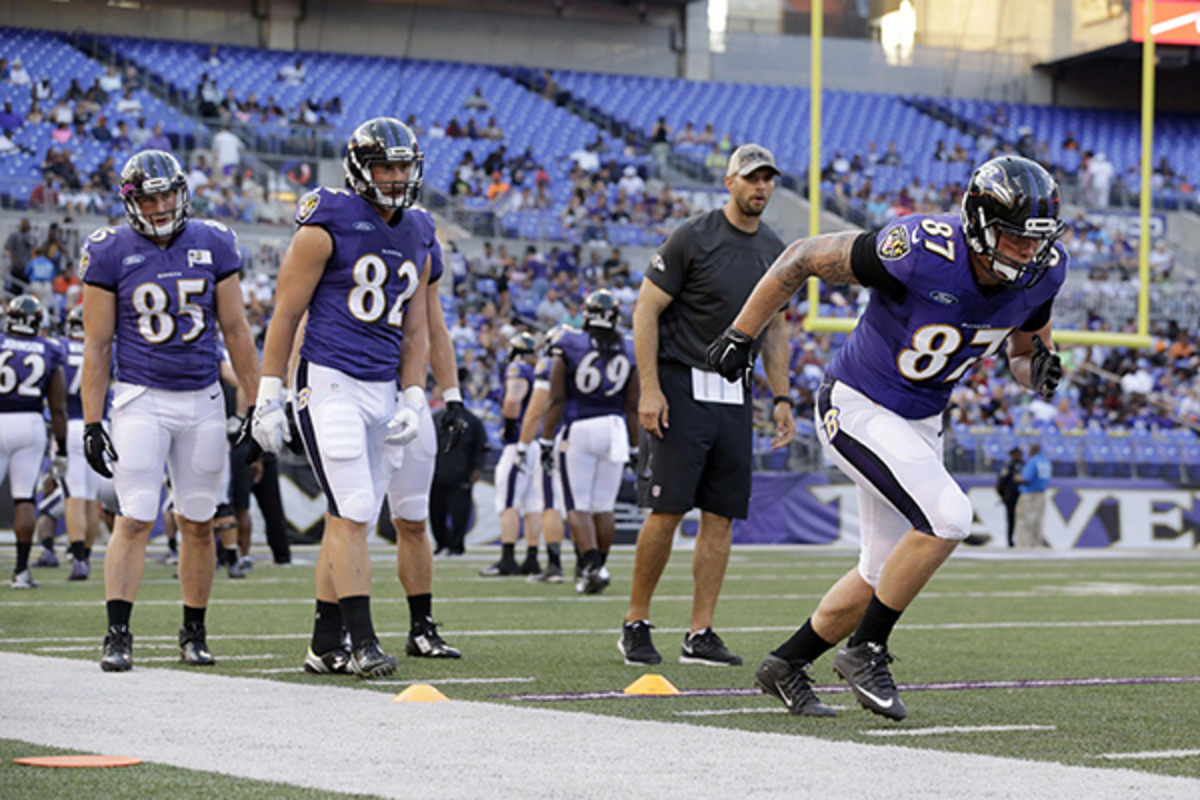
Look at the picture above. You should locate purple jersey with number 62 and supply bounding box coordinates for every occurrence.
[825,213,1067,420]
[295,187,438,382]
[80,220,241,391]
[551,327,635,421]
[0,334,64,414]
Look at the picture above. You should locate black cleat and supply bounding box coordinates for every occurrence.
[479,560,519,577]
[100,625,133,672]
[520,557,541,576]
[618,620,662,666]
[406,618,461,659]
[680,628,743,666]
[575,565,607,595]
[754,654,836,717]
[832,641,907,721]
[179,622,217,666]
[304,645,353,674]
[349,637,398,679]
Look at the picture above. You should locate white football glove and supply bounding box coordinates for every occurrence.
[384,386,426,447]
[251,376,291,454]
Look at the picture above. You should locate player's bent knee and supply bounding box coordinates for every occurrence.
[119,491,160,523]
[391,496,428,523]
[337,490,377,524]
[929,486,973,541]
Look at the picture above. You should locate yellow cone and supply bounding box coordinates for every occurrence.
[623,674,680,696]
[392,683,449,703]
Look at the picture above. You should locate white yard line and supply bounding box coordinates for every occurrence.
[1,652,1197,800]
[1094,750,1200,761]
[861,724,1057,737]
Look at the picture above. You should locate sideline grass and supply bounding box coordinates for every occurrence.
[2,544,1198,784]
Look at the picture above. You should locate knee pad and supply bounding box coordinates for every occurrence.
[336,490,378,524]
[176,491,218,523]
[119,488,161,523]
[928,485,974,541]
[390,494,429,523]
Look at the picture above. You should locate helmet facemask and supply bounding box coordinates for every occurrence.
[120,150,190,239]
[344,118,424,210]
[971,208,1064,290]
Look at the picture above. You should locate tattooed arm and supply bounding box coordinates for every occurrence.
[728,232,861,339]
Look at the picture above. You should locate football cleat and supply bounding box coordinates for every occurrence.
[100,625,133,672]
[11,569,39,589]
[349,637,398,679]
[754,654,836,717]
[33,549,59,568]
[618,620,662,666]
[406,618,461,659]
[69,559,90,581]
[479,559,519,577]
[528,563,564,584]
[179,622,217,666]
[680,628,743,667]
[304,645,353,675]
[832,641,907,721]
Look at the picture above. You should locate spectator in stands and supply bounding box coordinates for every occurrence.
[602,248,630,283]
[277,58,306,85]
[485,171,511,205]
[696,123,716,146]
[196,72,220,119]
[427,119,445,139]
[115,90,142,116]
[676,121,698,145]
[4,218,34,292]
[324,95,342,116]
[33,77,52,103]
[882,140,902,166]
[122,64,142,91]
[0,101,20,132]
[98,65,122,94]
[8,59,30,87]
[1085,152,1114,208]
[50,122,73,145]
[705,143,729,181]
[1013,443,1051,549]
[24,246,56,310]
[444,117,463,138]
[50,99,73,127]
[464,86,489,111]
[481,116,504,140]
[618,165,645,198]
[1015,126,1036,159]
[144,123,171,153]
[24,101,44,125]
[205,44,222,67]
[933,140,950,162]
[211,124,243,178]
[29,176,61,212]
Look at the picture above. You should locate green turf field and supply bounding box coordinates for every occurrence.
[3,543,1198,786]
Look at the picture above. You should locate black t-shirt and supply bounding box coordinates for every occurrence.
[646,208,786,369]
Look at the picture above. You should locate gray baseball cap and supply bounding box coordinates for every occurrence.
[726,144,780,177]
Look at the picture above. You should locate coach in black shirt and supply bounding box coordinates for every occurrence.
[619,144,795,667]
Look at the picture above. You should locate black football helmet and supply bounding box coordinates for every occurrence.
[66,305,85,340]
[6,294,43,337]
[119,149,189,239]
[961,155,1066,289]
[508,331,538,361]
[582,289,620,331]
[343,117,423,209]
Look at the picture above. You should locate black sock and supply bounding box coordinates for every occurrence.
[220,547,238,566]
[597,550,608,567]
[106,599,133,630]
[69,541,87,561]
[83,546,92,561]
[772,618,836,665]
[339,595,375,649]
[407,593,432,629]
[15,542,31,572]
[167,538,178,554]
[848,595,903,648]
[546,543,561,568]
[312,600,344,653]
[580,548,599,571]
[183,605,206,628]
[40,536,54,551]
[525,546,538,562]
[500,543,515,565]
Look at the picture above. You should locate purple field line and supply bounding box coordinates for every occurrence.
[494,675,1200,702]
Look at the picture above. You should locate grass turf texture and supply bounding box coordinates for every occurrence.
[2,544,1198,784]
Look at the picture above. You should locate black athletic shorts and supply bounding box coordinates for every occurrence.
[636,360,753,519]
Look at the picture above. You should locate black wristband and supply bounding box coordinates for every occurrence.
[56,437,67,456]
[772,395,795,407]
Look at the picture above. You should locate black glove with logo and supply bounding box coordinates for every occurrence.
[538,438,555,474]
[84,422,118,478]
[234,407,264,464]
[1030,334,1063,399]
[439,400,468,454]
[706,327,755,385]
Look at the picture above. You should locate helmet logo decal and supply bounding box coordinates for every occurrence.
[974,162,1014,206]
[878,225,911,260]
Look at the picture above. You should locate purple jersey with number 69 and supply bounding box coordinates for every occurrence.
[294,187,438,382]
[551,327,635,421]
[80,220,241,391]
[825,213,1067,420]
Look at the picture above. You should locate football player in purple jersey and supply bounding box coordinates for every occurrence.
[541,289,639,596]
[709,155,1067,720]
[1,294,67,589]
[480,331,544,578]
[81,149,261,672]
[251,118,432,679]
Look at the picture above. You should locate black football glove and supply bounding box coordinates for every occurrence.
[285,401,306,456]
[538,438,555,474]
[439,400,468,454]
[234,407,264,464]
[514,444,529,475]
[83,422,117,478]
[706,326,755,385]
[1030,334,1063,399]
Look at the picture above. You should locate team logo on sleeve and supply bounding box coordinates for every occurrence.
[297,191,321,223]
[651,254,666,272]
[78,250,90,279]
[877,226,911,261]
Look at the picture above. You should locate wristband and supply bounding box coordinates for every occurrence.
[537,437,554,449]
[258,375,283,403]
[773,395,795,407]
[403,385,427,409]
[443,387,463,404]
[56,437,67,456]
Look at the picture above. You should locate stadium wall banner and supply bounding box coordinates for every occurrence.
[725,473,1199,550]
